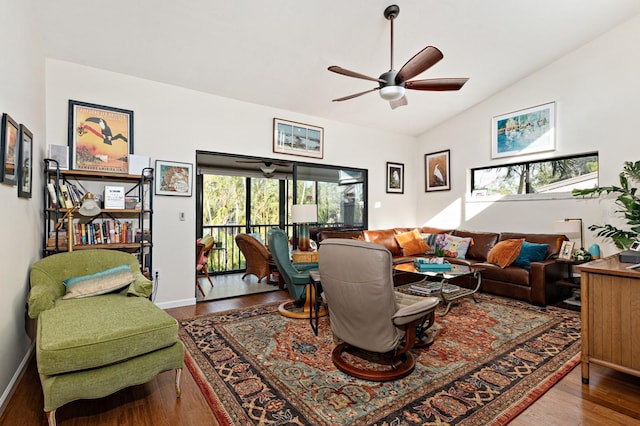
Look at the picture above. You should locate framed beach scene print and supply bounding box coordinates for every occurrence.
[1,113,19,185]
[155,160,193,196]
[273,118,323,159]
[68,100,134,173]
[492,102,555,159]
[386,162,404,193]
[425,149,450,192]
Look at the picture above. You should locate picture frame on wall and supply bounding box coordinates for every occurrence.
[386,162,404,194]
[559,241,575,260]
[155,160,193,196]
[68,100,134,173]
[273,118,324,159]
[425,149,450,192]
[491,101,555,159]
[18,124,33,198]
[1,113,19,185]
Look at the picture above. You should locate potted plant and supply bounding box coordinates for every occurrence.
[572,160,640,249]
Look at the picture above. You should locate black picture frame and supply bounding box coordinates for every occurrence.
[18,124,33,198]
[68,100,134,173]
[1,113,19,185]
[386,162,404,194]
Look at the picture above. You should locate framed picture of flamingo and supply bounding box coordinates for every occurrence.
[425,149,450,192]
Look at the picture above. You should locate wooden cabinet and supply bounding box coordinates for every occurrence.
[43,159,154,275]
[291,250,318,263]
[578,255,640,384]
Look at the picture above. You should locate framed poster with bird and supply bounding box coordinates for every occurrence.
[425,149,450,192]
[68,100,133,173]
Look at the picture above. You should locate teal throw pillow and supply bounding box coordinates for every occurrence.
[512,241,549,270]
[63,264,135,299]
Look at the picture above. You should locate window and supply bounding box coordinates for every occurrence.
[471,152,598,196]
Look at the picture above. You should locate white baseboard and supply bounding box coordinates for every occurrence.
[0,342,34,415]
[156,297,196,310]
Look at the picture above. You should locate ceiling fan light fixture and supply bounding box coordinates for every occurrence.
[379,85,405,101]
[260,165,276,175]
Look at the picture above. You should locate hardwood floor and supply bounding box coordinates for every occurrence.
[2,290,640,425]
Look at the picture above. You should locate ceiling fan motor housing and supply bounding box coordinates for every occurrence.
[379,70,405,101]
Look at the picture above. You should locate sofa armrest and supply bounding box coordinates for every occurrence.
[28,266,65,319]
[126,270,154,298]
[529,259,565,305]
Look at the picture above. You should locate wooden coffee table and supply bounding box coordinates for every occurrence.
[394,262,483,316]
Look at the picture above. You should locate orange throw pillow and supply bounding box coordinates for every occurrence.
[395,229,430,256]
[487,239,524,268]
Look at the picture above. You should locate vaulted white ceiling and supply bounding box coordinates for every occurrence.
[34,0,640,136]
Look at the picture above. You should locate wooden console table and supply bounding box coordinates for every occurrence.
[292,249,318,263]
[578,255,640,384]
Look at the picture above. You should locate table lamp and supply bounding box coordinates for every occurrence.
[291,204,317,251]
[554,218,584,250]
[55,192,102,252]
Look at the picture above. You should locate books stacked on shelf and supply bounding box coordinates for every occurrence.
[408,282,461,295]
[413,257,452,272]
[47,181,85,208]
[69,220,138,246]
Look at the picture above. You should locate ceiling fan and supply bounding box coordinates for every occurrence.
[328,4,468,109]
[235,160,290,178]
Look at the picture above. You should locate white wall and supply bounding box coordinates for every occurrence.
[45,59,418,306]
[0,0,45,410]
[416,14,640,257]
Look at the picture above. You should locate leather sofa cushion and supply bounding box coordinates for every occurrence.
[475,262,530,286]
[37,295,179,376]
[363,229,403,256]
[499,232,567,259]
[317,230,364,242]
[452,230,499,260]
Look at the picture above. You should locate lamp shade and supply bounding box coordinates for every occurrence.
[78,193,101,216]
[291,204,317,223]
[554,219,581,234]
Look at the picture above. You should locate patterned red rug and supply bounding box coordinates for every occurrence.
[179,294,580,425]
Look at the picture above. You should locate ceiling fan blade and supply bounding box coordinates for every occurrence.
[389,95,408,110]
[405,78,469,91]
[328,66,387,84]
[332,87,379,102]
[395,46,444,83]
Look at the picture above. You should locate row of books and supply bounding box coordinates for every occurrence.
[65,220,142,246]
[47,181,85,209]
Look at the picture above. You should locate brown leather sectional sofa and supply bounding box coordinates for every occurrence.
[316,227,568,306]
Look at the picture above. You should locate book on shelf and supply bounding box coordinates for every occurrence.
[46,183,59,208]
[59,184,73,209]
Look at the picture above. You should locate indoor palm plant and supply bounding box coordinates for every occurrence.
[572,160,640,249]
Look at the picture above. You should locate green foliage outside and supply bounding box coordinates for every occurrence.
[572,161,640,249]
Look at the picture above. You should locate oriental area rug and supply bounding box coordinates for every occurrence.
[178,294,581,425]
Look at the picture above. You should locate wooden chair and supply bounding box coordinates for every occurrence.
[235,233,272,282]
[196,235,215,296]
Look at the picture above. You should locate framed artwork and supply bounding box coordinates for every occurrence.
[68,100,134,173]
[492,102,555,159]
[386,162,404,194]
[425,149,450,192]
[18,124,33,198]
[1,113,19,185]
[155,160,193,196]
[273,118,323,159]
[559,241,575,260]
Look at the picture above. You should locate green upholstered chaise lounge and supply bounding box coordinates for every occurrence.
[27,250,184,426]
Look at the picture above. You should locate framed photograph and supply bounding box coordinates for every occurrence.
[18,124,33,198]
[1,113,19,185]
[559,241,575,260]
[68,100,134,173]
[491,102,555,159]
[386,162,404,194]
[155,160,193,196]
[273,118,323,159]
[425,149,451,192]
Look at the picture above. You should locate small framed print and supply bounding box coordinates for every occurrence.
[425,149,451,192]
[386,162,404,194]
[273,118,323,159]
[155,160,193,196]
[18,124,33,198]
[68,100,133,173]
[1,113,19,185]
[559,241,575,260]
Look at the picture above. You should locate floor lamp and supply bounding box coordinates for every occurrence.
[55,192,102,252]
[291,204,317,251]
